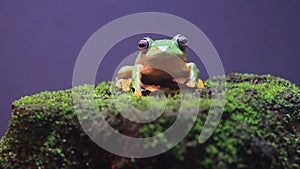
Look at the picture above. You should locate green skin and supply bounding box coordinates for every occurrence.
[116,34,203,96]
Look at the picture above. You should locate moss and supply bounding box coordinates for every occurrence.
[0,73,299,169]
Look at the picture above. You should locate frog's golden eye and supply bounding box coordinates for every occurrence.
[138,38,149,50]
[176,35,188,50]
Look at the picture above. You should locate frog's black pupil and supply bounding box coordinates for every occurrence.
[178,38,186,45]
[138,43,146,48]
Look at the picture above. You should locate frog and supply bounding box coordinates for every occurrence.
[116,34,205,96]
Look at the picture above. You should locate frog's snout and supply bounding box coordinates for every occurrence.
[157,46,169,52]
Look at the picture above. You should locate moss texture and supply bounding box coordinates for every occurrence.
[0,73,299,169]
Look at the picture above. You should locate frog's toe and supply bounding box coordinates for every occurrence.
[119,79,132,92]
[116,81,122,89]
[197,79,205,89]
[186,80,196,88]
[122,86,130,92]
[133,90,143,97]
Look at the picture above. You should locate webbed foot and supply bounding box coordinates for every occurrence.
[116,79,132,92]
[133,90,143,97]
[197,79,205,89]
[186,79,205,88]
[186,80,196,88]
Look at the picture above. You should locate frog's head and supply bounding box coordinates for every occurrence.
[136,34,188,64]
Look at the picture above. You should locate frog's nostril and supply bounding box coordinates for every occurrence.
[157,46,169,52]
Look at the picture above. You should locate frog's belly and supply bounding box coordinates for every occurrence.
[141,67,189,85]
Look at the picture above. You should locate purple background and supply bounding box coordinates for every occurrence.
[1,1,300,137]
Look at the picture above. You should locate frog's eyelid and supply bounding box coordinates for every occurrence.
[141,37,154,46]
[172,34,182,40]
[143,37,153,41]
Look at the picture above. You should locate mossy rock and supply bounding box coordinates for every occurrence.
[0,73,299,169]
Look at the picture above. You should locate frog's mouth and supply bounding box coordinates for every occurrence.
[142,52,186,63]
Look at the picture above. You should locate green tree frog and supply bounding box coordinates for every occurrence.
[116,34,205,96]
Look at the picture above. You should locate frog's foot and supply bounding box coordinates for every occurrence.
[116,79,132,92]
[133,90,143,97]
[186,80,197,88]
[197,79,205,89]
[186,79,206,89]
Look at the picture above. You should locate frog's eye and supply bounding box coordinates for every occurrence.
[138,38,149,50]
[176,35,188,50]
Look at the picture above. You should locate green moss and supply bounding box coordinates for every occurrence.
[0,73,299,169]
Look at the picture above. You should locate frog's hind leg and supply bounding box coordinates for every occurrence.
[116,66,133,92]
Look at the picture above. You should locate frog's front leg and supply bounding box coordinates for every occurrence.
[132,64,144,96]
[186,62,205,88]
[116,66,133,92]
